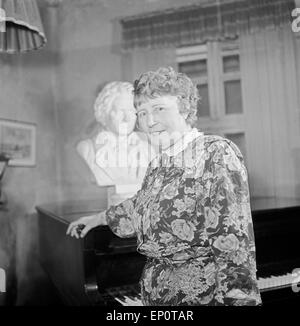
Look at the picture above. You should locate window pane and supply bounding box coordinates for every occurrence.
[223,55,240,73]
[224,132,247,161]
[178,59,207,78]
[224,80,243,114]
[196,84,210,117]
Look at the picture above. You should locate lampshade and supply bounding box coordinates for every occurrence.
[0,0,47,53]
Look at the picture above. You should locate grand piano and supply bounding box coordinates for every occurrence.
[36,197,300,306]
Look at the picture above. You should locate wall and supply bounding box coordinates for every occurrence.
[0,5,61,305]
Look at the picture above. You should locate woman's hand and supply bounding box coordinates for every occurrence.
[66,211,106,239]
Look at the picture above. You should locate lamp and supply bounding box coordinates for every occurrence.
[0,0,47,53]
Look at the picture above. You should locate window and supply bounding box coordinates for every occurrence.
[178,59,210,117]
[177,45,210,118]
[222,52,243,115]
[177,41,246,157]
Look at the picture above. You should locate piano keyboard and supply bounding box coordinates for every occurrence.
[104,273,299,304]
[111,274,297,305]
[258,273,297,292]
[104,284,143,306]
[115,296,143,306]
[100,272,300,305]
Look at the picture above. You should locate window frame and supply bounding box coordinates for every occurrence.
[176,40,247,160]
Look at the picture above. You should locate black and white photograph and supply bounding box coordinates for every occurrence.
[0,0,300,312]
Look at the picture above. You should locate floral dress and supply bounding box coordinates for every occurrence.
[105,134,262,306]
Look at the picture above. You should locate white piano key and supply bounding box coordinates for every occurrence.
[114,297,128,306]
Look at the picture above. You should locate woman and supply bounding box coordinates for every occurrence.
[67,67,262,306]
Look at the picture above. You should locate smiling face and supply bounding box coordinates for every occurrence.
[107,91,137,135]
[136,95,191,150]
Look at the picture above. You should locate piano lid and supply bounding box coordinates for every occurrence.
[36,199,107,225]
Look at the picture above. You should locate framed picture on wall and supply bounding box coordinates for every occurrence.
[0,119,36,167]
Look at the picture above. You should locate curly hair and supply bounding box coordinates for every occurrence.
[133,67,200,126]
[94,81,134,125]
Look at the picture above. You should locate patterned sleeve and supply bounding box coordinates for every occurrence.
[205,140,261,306]
[105,193,138,238]
[105,164,151,238]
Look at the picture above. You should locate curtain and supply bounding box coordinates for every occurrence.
[121,0,295,51]
[239,25,300,198]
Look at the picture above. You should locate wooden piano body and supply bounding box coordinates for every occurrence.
[37,200,145,306]
[36,197,300,306]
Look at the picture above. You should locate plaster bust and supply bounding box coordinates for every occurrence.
[76,81,153,190]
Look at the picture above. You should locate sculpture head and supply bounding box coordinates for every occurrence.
[94,81,136,135]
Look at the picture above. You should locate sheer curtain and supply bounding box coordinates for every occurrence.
[239,25,300,198]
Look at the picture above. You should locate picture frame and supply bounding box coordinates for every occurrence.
[0,119,36,167]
